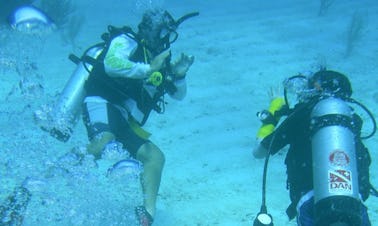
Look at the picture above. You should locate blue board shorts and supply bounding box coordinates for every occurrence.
[297,191,371,226]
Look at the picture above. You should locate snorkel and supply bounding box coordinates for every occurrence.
[175,11,200,27]
[162,11,199,47]
[160,11,199,51]
[141,10,199,54]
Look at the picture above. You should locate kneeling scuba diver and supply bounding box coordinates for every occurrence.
[34,11,199,142]
[253,69,377,226]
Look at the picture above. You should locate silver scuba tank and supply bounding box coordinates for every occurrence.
[310,97,362,226]
[48,46,103,142]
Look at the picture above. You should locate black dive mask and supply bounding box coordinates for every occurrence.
[138,10,199,54]
[159,27,178,44]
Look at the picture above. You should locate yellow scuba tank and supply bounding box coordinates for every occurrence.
[41,46,104,142]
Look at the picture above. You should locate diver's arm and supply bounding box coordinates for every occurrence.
[253,139,269,159]
[104,34,151,79]
[253,122,291,158]
[167,53,194,100]
[253,97,288,158]
[168,78,187,100]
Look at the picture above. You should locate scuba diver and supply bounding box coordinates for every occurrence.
[0,0,31,24]
[252,69,377,226]
[0,0,55,33]
[38,8,198,226]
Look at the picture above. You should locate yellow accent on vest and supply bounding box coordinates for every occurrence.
[148,71,163,86]
[141,39,149,63]
[257,124,275,139]
[268,97,286,114]
[128,117,151,140]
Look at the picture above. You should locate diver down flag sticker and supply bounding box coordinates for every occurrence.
[328,169,353,194]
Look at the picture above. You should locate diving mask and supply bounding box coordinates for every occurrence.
[283,74,315,107]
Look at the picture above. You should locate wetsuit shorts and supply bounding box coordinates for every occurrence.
[82,97,148,157]
[297,191,371,226]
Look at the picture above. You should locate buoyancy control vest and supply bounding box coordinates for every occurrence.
[84,26,168,121]
[88,25,171,118]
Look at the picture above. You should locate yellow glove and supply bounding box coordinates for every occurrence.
[256,97,286,140]
[267,97,286,116]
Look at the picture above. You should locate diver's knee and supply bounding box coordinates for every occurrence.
[137,142,165,164]
[87,131,115,159]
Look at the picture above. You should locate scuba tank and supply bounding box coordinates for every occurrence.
[310,96,362,226]
[47,46,104,142]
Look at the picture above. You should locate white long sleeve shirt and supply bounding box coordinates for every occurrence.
[104,34,151,79]
[103,34,186,100]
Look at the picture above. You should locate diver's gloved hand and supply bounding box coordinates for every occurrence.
[150,49,171,72]
[265,86,288,119]
[171,53,194,79]
[256,86,287,140]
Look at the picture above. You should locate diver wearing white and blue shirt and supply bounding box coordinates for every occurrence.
[82,9,196,225]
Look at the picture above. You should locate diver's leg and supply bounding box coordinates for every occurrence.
[83,98,116,159]
[296,195,314,226]
[136,142,165,217]
[361,204,371,226]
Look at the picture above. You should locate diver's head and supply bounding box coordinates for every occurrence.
[283,69,353,108]
[137,9,177,55]
[308,70,352,98]
[8,5,56,34]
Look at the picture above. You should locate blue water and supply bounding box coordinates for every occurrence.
[1,0,378,225]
